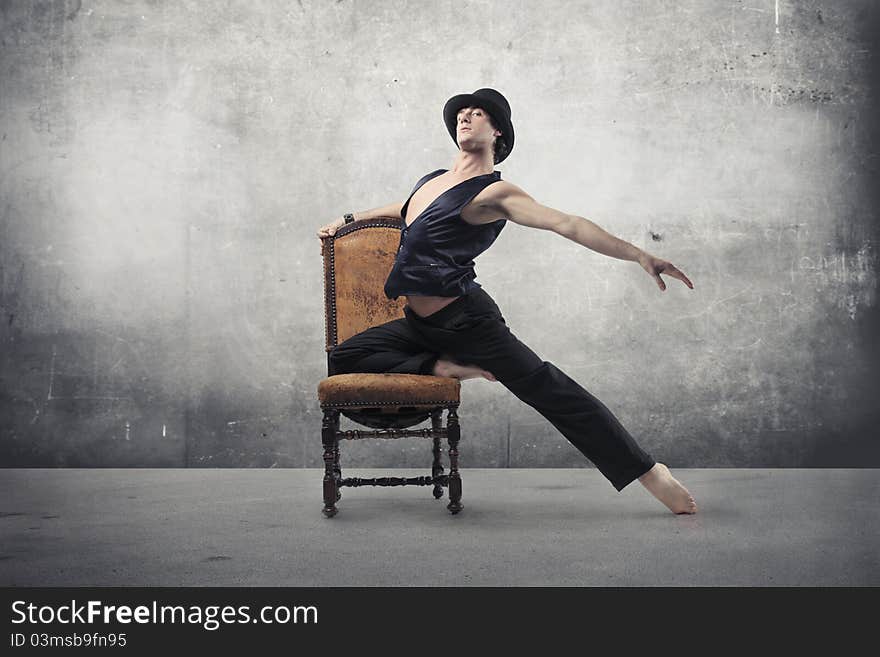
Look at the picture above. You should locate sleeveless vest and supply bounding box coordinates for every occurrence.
[383,168,506,300]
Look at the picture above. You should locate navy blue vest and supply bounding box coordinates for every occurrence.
[384,168,506,300]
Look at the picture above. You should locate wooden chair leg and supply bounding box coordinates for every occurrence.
[430,409,444,499]
[322,409,340,517]
[446,407,463,514]
[332,412,342,501]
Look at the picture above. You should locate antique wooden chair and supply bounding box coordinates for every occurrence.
[317,217,463,518]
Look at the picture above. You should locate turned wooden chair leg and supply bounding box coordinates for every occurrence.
[430,409,445,499]
[446,407,463,514]
[332,411,342,501]
[322,408,340,517]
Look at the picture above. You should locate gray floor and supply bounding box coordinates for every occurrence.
[1,468,877,586]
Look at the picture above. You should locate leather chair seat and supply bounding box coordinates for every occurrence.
[318,373,460,410]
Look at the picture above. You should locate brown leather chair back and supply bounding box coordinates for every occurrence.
[321,217,406,352]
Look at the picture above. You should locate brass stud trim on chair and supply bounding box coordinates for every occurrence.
[320,400,460,408]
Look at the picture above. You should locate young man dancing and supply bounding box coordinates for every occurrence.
[318,88,697,514]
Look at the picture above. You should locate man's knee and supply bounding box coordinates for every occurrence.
[328,344,351,376]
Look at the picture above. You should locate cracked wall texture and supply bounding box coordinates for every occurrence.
[1,0,879,468]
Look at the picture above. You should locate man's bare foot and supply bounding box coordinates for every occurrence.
[433,358,497,382]
[638,463,698,514]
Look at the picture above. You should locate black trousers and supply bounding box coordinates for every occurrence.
[328,287,656,491]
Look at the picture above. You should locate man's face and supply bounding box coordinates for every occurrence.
[456,106,501,147]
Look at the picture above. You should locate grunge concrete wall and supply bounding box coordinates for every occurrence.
[1,0,878,468]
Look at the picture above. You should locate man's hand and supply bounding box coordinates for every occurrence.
[638,253,694,292]
[316,216,348,239]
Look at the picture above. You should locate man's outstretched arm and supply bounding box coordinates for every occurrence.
[489,181,694,292]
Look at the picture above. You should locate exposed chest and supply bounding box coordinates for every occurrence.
[404,174,502,228]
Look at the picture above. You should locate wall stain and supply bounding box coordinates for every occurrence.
[65,0,81,21]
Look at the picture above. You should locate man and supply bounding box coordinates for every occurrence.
[317,89,697,514]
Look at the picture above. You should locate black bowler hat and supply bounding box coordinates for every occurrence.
[443,88,515,163]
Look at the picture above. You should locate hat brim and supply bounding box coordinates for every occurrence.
[443,93,515,163]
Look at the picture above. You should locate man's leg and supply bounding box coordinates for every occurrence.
[384,291,695,512]
[406,289,655,491]
[407,288,654,492]
[417,289,696,511]
[454,323,656,492]
[328,317,440,376]
[456,323,696,510]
